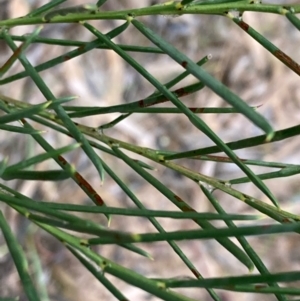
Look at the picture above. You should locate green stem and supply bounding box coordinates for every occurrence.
[1,2,300,26]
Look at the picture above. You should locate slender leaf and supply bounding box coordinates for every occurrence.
[27,0,67,17]
[67,246,129,301]
[3,31,107,194]
[0,211,40,301]
[0,124,42,134]
[88,222,300,245]
[5,143,80,172]
[1,170,70,181]
[200,185,286,301]
[110,145,254,270]
[131,19,274,139]
[84,20,278,206]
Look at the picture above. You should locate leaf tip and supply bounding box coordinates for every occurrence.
[248,265,255,273]
[265,131,275,142]
[107,215,111,227]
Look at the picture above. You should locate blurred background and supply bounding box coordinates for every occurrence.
[1,0,300,300]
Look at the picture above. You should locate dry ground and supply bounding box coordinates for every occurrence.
[0,0,300,300]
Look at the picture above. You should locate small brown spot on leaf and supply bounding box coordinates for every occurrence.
[274,49,300,76]
[138,99,145,107]
[191,268,201,278]
[174,195,183,202]
[63,55,71,61]
[74,172,105,205]
[181,61,188,68]
[190,107,205,113]
[238,20,249,31]
[255,284,267,290]
[78,45,85,52]
[57,155,67,166]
